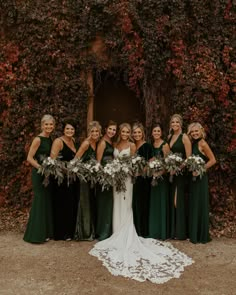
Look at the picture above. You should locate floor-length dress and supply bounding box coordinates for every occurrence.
[188,139,211,243]
[96,141,114,240]
[89,147,193,284]
[149,142,170,240]
[53,140,79,240]
[132,142,152,237]
[23,136,54,243]
[74,145,96,241]
[168,134,188,240]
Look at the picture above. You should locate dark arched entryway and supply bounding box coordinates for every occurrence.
[94,71,145,128]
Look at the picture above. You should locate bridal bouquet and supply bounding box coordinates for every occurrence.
[38,156,66,186]
[101,158,130,193]
[164,152,184,183]
[184,155,206,181]
[146,157,165,186]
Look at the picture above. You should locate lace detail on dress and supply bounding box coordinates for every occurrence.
[89,145,194,284]
[90,236,193,284]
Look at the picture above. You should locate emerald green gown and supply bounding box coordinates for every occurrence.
[95,141,114,240]
[132,142,152,237]
[23,136,54,243]
[168,134,187,240]
[188,139,211,243]
[74,145,96,241]
[149,141,170,240]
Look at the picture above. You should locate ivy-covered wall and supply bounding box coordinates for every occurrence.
[0,1,235,229]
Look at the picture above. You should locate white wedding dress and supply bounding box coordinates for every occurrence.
[89,147,194,284]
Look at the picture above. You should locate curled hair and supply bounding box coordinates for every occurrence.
[169,114,183,127]
[169,114,183,136]
[41,114,55,128]
[132,122,146,141]
[62,118,77,131]
[187,122,206,139]
[87,120,102,137]
[117,122,133,143]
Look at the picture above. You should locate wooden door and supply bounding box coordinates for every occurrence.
[94,71,145,128]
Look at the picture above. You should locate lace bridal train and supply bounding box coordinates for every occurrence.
[89,147,194,284]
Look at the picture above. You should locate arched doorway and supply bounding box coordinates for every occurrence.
[93,71,145,128]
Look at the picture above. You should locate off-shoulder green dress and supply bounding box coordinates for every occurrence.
[95,141,114,240]
[188,139,211,243]
[149,141,170,240]
[23,136,53,243]
[132,142,152,237]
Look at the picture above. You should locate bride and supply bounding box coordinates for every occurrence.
[89,123,193,284]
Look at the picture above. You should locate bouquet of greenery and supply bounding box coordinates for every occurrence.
[101,158,130,193]
[129,154,147,177]
[38,156,66,186]
[83,159,103,188]
[184,155,206,181]
[67,158,103,188]
[146,156,165,186]
[66,158,88,185]
[164,152,184,183]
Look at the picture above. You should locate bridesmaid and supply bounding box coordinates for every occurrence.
[132,122,152,237]
[50,119,79,241]
[96,120,117,240]
[149,123,170,240]
[168,114,191,240]
[74,121,101,241]
[187,122,216,243]
[23,114,55,243]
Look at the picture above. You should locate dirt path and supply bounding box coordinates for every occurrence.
[0,232,235,295]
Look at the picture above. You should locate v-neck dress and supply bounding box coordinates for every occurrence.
[52,139,79,240]
[168,134,187,240]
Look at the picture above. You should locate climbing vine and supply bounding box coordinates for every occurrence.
[0,0,235,234]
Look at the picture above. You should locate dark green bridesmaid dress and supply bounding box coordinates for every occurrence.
[132,142,152,237]
[149,141,170,240]
[74,145,96,241]
[168,134,187,240]
[95,141,114,241]
[188,139,211,243]
[52,140,79,240]
[23,136,53,243]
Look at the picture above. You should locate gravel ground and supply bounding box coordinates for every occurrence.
[0,232,235,295]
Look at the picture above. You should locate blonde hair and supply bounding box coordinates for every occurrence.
[169,114,183,136]
[41,114,55,129]
[87,120,102,137]
[169,114,183,127]
[132,122,145,141]
[117,122,133,143]
[187,122,206,139]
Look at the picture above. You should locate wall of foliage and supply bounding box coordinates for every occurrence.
[0,0,235,232]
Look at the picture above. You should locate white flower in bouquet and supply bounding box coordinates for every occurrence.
[147,157,165,186]
[66,158,87,184]
[184,155,206,181]
[164,152,184,182]
[101,158,130,193]
[38,156,66,186]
